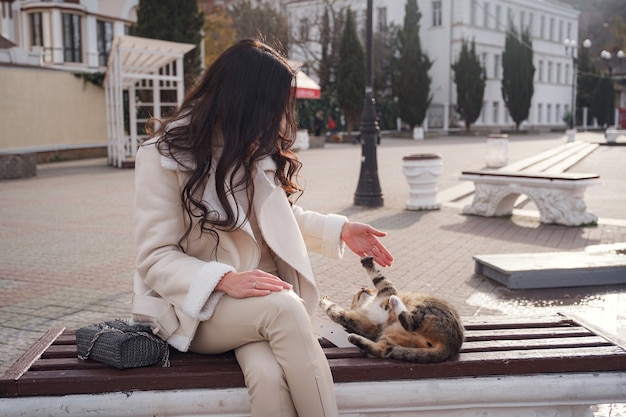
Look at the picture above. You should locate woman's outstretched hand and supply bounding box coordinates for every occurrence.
[341,222,393,267]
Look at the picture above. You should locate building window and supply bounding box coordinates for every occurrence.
[482,100,487,123]
[432,1,442,27]
[30,12,44,47]
[538,103,543,124]
[556,104,561,123]
[2,1,12,19]
[495,5,501,29]
[549,17,554,41]
[540,16,545,39]
[299,18,309,41]
[528,13,534,36]
[507,7,513,25]
[538,60,543,82]
[377,7,387,31]
[565,64,570,85]
[566,21,572,40]
[558,20,563,42]
[547,61,553,83]
[520,10,525,31]
[470,0,476,26]
[493,101,499,124]
[97,20,113,67]
[493,54,500,79]
[62,13,82,63]
[481,52,488,73]
[547,104,552,124]
[483,2,489,28]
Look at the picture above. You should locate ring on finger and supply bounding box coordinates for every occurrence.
[253,280,258,289]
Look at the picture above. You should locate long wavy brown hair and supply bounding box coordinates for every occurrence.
[147,39,303,245]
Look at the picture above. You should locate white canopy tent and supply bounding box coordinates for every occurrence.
[288,60,322,151]
[105,35,195,168]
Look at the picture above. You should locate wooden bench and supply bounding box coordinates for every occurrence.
[605,129,626,143]
[460,170,600,226]
[2,315,625,417]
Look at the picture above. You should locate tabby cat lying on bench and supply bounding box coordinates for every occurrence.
[320,257,464,363]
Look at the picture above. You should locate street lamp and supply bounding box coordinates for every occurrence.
[600,48,625,76]
[563,38,591,141]
[354,0,383,207]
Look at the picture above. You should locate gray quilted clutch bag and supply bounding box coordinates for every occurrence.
[76,320,169,369]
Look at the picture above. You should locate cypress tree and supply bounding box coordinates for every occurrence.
[576,45,597,125]
[501,25,535,130]
[393,0,432,130]
[133,0,204,87]
[451,38,486,131]
[591,77,614,126]
[337,8,365,139]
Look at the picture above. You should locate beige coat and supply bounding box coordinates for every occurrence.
[131,140,347,352]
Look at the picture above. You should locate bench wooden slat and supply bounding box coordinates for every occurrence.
[327,347,626,382]
[16,365,246,396]
[0,327,66,397]
[460,345,624,361]
[461,170,599,181]
[462,335,611,352]
[465,326,593,341]
[3,316,626,398]
[461,315,575,329]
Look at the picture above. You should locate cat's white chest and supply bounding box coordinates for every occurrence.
[360,299,388,324]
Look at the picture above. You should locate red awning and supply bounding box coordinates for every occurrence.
[294,70,321,99]
[288,60,321,100]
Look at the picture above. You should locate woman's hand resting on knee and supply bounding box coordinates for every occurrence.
[216,270,293,298]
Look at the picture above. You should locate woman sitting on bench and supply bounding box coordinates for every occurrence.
[132,39,393,417]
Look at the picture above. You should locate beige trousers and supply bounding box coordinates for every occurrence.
[189,290,338,417]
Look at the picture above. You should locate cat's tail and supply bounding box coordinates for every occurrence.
[387,342,461,363]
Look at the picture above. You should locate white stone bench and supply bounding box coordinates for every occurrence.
[460,170,600,226]
[605,129,626,143]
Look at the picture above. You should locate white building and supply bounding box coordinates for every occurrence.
[286,0,580,131]
[0,0,138,70]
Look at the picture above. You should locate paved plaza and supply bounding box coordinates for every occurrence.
[1,131,625,414]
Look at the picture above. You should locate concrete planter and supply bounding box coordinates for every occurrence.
[402,153,442,210]
[293,130,310,151]
[413,126,424,140]
[485,134,509,168]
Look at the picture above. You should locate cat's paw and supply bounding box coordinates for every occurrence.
[319,296,332,309]
[360,256,374,269]
[346,333,362,346]
[389,294,400,309]
[348,334,380,358]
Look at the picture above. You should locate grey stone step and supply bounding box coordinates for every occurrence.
[474,246,626,289]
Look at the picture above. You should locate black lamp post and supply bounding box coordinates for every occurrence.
[600,48,624,126]
[563,38,591,139]
[354,0,383,207]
